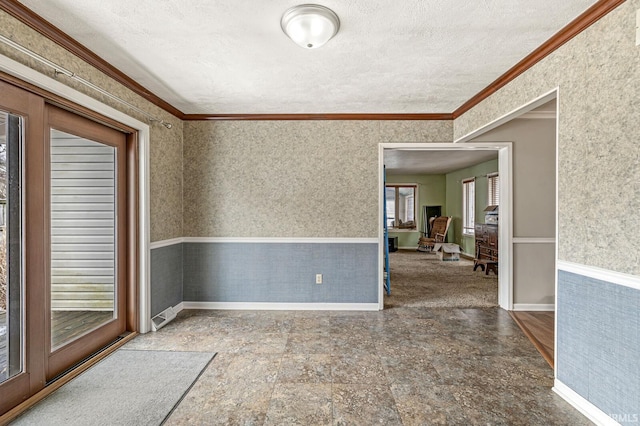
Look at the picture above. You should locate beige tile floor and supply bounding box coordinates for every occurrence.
[123,307,591,425]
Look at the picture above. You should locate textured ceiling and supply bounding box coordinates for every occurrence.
[385,149,498,175]
[18,0,597,114]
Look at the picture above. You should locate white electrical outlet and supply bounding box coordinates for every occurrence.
[315,274,323,284]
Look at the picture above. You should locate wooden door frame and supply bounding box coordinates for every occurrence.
[0,57,153,418]
[0,54,152,333]
[0,78,145,411]
[0,79,46,415]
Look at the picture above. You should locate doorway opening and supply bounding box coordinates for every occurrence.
[383,148,502,310]
[379,143,513,311]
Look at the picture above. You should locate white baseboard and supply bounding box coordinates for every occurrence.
[174,302,184,313]
[512,303,555,311]
[553,380,620,426]
[182,302,380,311]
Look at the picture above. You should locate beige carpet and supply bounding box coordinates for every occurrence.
[385,249,498,309]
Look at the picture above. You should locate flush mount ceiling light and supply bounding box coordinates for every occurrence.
[281,4,340,49]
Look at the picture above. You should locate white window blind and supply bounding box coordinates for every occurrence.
[488,173,499,206]
[462,178,475,235]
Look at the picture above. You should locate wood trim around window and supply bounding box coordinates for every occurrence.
[385,184,418,231]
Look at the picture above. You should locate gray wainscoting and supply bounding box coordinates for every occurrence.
[183,242,379,304]
[557,270,639,422]
[150,243,184,317]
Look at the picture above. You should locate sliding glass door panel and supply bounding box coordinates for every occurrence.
[49,130,117,350]
[45,105,127,381]
[0,80,46,415]
[0,78,137,415]
[0,111,23,385]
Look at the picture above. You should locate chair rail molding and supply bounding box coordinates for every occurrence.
[513,237,556,244]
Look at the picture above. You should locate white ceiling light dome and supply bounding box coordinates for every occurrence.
[281,4,340,49]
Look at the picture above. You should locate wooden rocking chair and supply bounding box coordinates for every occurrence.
[417,216,452,252]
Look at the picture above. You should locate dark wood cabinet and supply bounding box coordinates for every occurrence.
[474,223,498,274]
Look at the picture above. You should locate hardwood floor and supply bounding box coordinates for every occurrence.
[510,311,555,368]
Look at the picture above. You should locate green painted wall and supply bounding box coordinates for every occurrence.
[445,159,498,255]
[386,173,446,248]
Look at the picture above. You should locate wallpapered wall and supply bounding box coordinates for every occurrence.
[453,0,640,275]
[0,10,184,243]
[472,117,557,305]
[472,117,556,238]
[183,121,452,238]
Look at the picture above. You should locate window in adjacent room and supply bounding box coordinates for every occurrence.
[385,185,417,230]
[488,172,499,206]
[462,178,475,235]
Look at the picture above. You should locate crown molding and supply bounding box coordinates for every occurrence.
[182,113,453,121]
[0,0,185,119]
[452,0,625,119]
[1,0,623,122]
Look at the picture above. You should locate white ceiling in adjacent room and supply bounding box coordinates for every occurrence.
[385,149,498,175]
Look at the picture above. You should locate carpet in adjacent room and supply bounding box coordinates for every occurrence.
[385,249,498,308]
